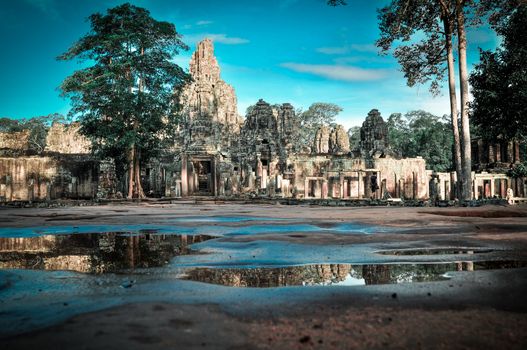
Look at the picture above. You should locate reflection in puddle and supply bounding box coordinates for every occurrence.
[378,248,494,255]
[182,261,527,288]
[0,233,214,273]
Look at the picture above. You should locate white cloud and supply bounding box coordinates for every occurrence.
[196,20,213,26]
[280,63,388,82]
[317,46,349,55]
[184,33,249,45]
[316,43,378,55]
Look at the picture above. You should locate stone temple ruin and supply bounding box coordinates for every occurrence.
[0,39,525,203]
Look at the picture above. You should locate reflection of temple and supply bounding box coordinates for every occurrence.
[0,233,212,273]
[183,263,457,287]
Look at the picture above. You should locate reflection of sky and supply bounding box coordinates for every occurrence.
[0,220,394,238]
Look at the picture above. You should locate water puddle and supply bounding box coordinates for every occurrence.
[378,248,495,256]
[0,233,214,273]
[182,261,527,288]
[0,220,392,238]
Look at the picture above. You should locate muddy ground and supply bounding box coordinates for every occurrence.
[1,201,527,349]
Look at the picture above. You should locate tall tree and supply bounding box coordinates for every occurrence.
[470,4,527,141]
[376,0,465,199]
[58,3,190,198]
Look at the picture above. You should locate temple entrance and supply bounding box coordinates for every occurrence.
[194,160,212,194]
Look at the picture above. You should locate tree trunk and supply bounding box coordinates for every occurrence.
[443,14,462,200]
[134,149,146,199]
[127,146,134,199]
[456,0,473,202]
[126,145,146,199]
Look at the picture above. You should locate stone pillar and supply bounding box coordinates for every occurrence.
[304,179,309,198]
[488,144,495,163]
[181,155,188,197]
[399,179,405,199]
[412,172,418,199]
[507,141,514,163]
[473,178,479,200]
[490,179,495,197]
[495,143,501,163]
[500,179,507,198]
[439,179,445,200]
[256,157,263,178]
[357,171,363,199]
[514,141,521,163]
[343,180,348,199]
[212,158,218,196]
[321,180,328,199]
[339,176,344,199]
[477,139,484,164]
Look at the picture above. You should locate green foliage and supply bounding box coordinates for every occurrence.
[0,118,25,132]
[470,5,527,141]
[376,1,448,96]
[508,162,527,179]
[387,110,453,172]
[297,102,342,148]
[58,3,190,170]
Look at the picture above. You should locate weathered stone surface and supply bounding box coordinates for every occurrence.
[0,156,100,201]
[181,38,241,152]
[313,126,330,154]
[329,124,350,154]
[360,109,389,157]
[0,130,29,150]
[45,123,91,154]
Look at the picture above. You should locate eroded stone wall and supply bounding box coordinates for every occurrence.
[0,130,29,150]
[45,123,91,154]
[0,156,100,201]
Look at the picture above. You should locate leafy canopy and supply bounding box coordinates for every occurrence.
[58,3,190,166]
[387,110,453,172]
[470,4,527,141]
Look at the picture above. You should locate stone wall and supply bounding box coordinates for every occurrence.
[45,123,91,154]
[0,156,100,201]
[0,130,29,150]
[374,157,428,200]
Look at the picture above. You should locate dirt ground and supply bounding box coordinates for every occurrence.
[1,201,527,349]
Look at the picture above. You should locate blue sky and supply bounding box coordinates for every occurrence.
[0,0,500,128]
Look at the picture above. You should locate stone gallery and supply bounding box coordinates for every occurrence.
[0,39,524,202]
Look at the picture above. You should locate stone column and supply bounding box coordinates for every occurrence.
[181,155,188,197]
[495,143,501,163]
[321,180,328,199]
[507,141,514,163]
[473,178,479,200]
[212,158,218,197]
[477,139,484,164]
[488,144,495,163]
[357,171,363,199]
[500,179,507,198]
[514,141,521,163]
[304,179,309,198]
[490,178,495,197]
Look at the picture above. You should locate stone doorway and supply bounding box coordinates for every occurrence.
[195,160,212,194]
